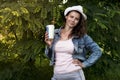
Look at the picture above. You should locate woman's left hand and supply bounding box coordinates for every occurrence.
[72,59,83,68]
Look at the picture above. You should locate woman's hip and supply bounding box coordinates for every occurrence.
[51,69,85,80]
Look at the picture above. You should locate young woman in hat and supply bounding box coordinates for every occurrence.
[44,5,102,80]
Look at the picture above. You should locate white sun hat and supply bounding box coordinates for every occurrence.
[64,5,87,20]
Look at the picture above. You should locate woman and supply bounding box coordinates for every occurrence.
[44,5,102,80]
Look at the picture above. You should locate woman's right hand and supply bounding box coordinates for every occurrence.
[72,59,84,68]
[44,32,53,47]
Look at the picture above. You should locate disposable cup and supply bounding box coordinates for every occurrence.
[46,25,55,39]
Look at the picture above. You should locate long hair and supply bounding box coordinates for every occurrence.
[63,10,87,38]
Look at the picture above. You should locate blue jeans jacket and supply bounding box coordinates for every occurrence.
[45,28,102,68]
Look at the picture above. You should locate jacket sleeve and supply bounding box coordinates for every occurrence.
[45,29,59,59]
[82,34,102,68]
[44,29,58,59]
[45,45,52,59]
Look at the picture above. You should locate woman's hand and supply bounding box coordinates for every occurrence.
[44,32,53,46]
[72,59,83,68]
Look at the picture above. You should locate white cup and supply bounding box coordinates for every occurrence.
[46,25,55,39]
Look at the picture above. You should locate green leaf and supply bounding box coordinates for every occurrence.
[20,7,29,14]
[41,7,47,19]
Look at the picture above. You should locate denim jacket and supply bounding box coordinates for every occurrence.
[45,28,102,68]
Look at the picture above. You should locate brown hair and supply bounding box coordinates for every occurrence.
[63,10,87,38]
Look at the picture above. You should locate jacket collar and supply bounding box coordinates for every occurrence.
[54,27,62,35]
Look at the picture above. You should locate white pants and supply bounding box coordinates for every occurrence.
[51,69,85,80]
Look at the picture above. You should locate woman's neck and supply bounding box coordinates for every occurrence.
[60,27,73,40]
[64,25,73,32]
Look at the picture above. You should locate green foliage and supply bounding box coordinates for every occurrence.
[0,0,120,80]
[85,54,120,80]
[0,0,63,58]
[0,58,53,80]
[0,0,62,79]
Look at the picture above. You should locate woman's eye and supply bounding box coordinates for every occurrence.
[70,16,74,18]
[76,18,79,21]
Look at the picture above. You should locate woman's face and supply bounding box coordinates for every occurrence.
[65,11,80,28]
